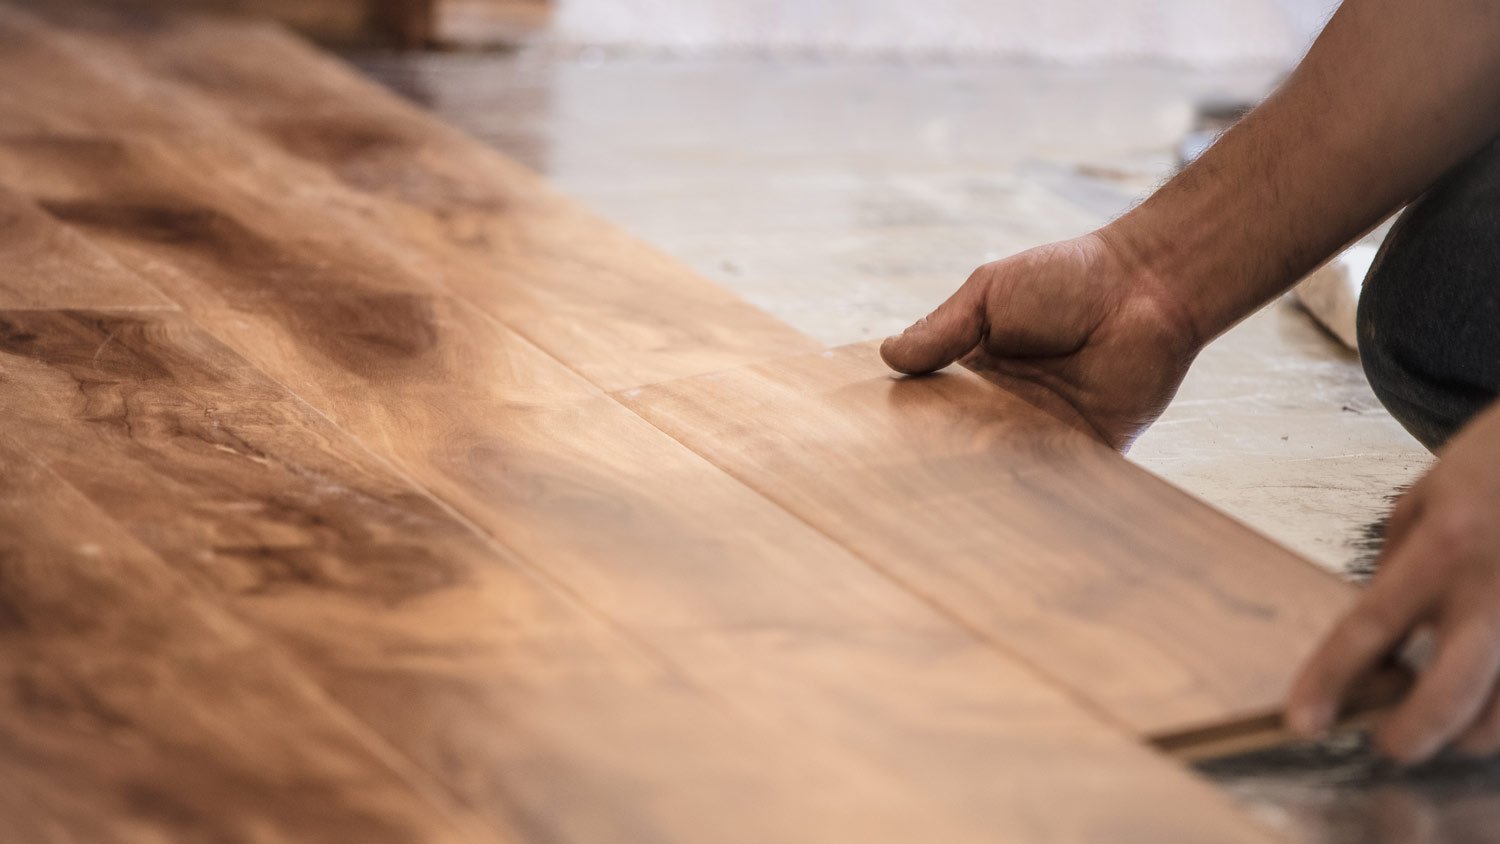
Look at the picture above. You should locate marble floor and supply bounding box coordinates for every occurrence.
[350,48,1473,842]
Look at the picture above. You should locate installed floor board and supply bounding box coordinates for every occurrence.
[0,187,175,311]
[624,342,1361,737]
[18,2,823,394]
[0,308,997,844]
[0,436,484,844]
[0,9,1294,841]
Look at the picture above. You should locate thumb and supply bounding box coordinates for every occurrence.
[880,283,986,375]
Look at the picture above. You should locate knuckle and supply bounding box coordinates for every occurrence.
[966,264,996,288]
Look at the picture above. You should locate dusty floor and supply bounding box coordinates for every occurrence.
[352,48,1480,842]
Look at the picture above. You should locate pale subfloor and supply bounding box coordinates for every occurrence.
[352,49,1481,843]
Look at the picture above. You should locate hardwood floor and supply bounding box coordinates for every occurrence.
[30,4,824,393]
[0,3,1356,841]
[623,342,1360,736]
[0,187,176,310]
[2,307,1040,843]
[0,436,482,843]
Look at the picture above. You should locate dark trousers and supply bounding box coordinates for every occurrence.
[1358,137,1500,451]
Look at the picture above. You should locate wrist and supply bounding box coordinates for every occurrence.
[1090,220,1210,357]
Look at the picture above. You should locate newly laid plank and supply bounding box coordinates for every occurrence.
[20,2,821,392]
[624,343,1361,737]
[0,308,982,844]
[0,13,1291,842]
[0,436,482,844]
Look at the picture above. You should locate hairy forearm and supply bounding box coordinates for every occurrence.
[1101,0,1500,346]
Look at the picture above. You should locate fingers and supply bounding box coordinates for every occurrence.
[1374,618,1500,763]
[880,275,986,375]
[1287,533,1443,738]
[1455,679,1500,756]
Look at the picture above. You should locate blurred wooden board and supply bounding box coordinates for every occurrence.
[0,303,1004,844]
[34,0,428,45]
[624,343,1361,737]
[436,0,549,46]
[0,186,175,310]
[0,7,1294,843]
[0,317,1289,844]
[16,2,820,393]
[0,437,482,843]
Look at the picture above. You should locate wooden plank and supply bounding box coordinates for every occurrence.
[0,308,990,844]
[372,0,435,47]
[19,2,821,392]
[0,186,174,310]
[435,0,551,47]
[34,0,382,44]
[622,342,1362,737]
[0,435,485,844]
[1153,666,1413,762]
[0,11,1292,842]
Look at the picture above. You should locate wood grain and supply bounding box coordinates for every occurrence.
[0,186,174,310]
[21,2,821,392]
[0,436,483,844]
[0,308,998,844]
[623,342,1362,736]
[0,10,1294,842]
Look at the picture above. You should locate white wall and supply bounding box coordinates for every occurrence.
[554,0,1340,66]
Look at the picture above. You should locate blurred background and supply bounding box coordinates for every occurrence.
[162,0,1334,63]
[549,0,1330,64]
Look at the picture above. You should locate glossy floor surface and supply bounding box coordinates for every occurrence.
[348,47,1472,844]
[349,48,1430,578]
[0,4,1389,838]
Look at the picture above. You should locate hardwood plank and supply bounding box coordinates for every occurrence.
[372,0,435,47]
[435,0,551,47]
[1153,666,1413,762]
[0,186,174,310]
[18,2,821,392]
[0,308,991,844]
[622,342,1361,737]
[0,436,484,844]
[31,0,382,44]
[0,12,1293,841]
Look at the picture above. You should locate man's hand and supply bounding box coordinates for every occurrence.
[1290,401,1500,763]
[879,232,1200,450]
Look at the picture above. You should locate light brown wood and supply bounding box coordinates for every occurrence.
[0,186,174,310]
[21,2,821,393]
[435,0,550,47]
[0,9,1295,842]
[0,308,1000,844]
[0,435,484,843]
[1154,666,1414,762]
[35,0,405,44]
[623,342,1362,736]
